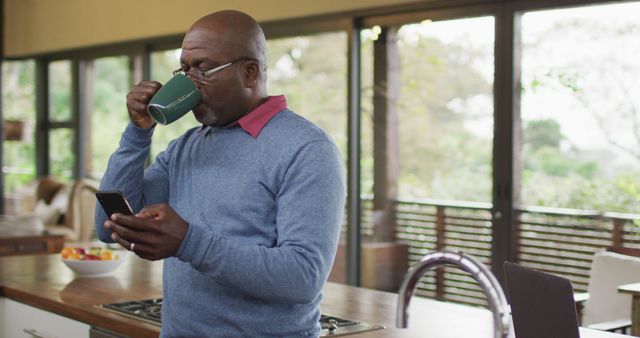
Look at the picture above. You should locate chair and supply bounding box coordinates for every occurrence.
[35,176,65,205]
[45,178,99,242]
[65,179,100,243]
[579,250,640,334]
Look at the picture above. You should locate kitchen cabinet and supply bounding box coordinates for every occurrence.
[0,298,90,338]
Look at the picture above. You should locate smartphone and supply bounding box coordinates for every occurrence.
[96,190,134,218]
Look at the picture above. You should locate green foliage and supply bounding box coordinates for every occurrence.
[49,61,72,121]
[586,174,640,212]
[49,129,73,181]
[2,61,37,193]
[392,22,494,202]
[90,56,130,178]
[45,61,74,181]
[527,146,570,176]
[526,69,582,95]
[524,119,563,150]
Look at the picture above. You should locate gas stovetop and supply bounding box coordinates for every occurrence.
[100,298,162,326]
[99,298,384,337]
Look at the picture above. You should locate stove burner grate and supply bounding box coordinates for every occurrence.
[98,298,384,336]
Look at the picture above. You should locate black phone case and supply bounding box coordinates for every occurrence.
[95,190,134,217]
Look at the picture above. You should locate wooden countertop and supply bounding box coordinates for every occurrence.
[0,253,163,338]
[0,254,629,338]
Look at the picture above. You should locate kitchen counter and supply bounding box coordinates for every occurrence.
[0,254,629,337]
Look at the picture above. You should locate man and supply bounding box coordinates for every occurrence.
[95,10,345,338]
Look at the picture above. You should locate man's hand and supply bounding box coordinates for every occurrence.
[105,203,189,260]
[126,81,163,129]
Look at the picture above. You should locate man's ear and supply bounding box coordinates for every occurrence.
[243,61,260,88]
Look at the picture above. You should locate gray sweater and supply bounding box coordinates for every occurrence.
[95,109,346,337]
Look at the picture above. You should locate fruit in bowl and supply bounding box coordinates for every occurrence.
[60,246,127,277]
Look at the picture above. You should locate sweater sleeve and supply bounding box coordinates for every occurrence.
[175,140,346,303]
[95,122,171,243]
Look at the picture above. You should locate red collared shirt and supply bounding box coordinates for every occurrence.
[198,95,287,139]
[237,95,287,138]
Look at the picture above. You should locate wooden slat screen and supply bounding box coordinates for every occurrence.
[516,207,640,293]
[395,199,493,307]
[350,198,640,309]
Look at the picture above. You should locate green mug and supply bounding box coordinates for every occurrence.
[147,74,202,125]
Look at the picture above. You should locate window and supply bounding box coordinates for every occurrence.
[360,14,495,303]
[520,2,640,213]
[48,60,74,181]
[49,61,72,122]
[362,17,495,202]
[2,60,36,214]
[267,32,348,160]
[49,128,74,179]
[398,18,494,201]
[89,56,130,178]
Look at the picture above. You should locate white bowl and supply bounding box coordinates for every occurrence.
[62,252,127,277]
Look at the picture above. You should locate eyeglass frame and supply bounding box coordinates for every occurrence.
[172,57,257,82]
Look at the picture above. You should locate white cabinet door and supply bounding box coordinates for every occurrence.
[0,298,4,336]
[1,298,90,338]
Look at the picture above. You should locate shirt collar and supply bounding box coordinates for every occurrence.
[238,95,287,138]
[197,95,287,138]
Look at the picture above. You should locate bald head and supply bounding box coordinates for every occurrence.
[187,10,267,72]
[179,10,268,126]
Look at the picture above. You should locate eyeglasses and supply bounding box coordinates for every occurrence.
[172,57,256,82]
